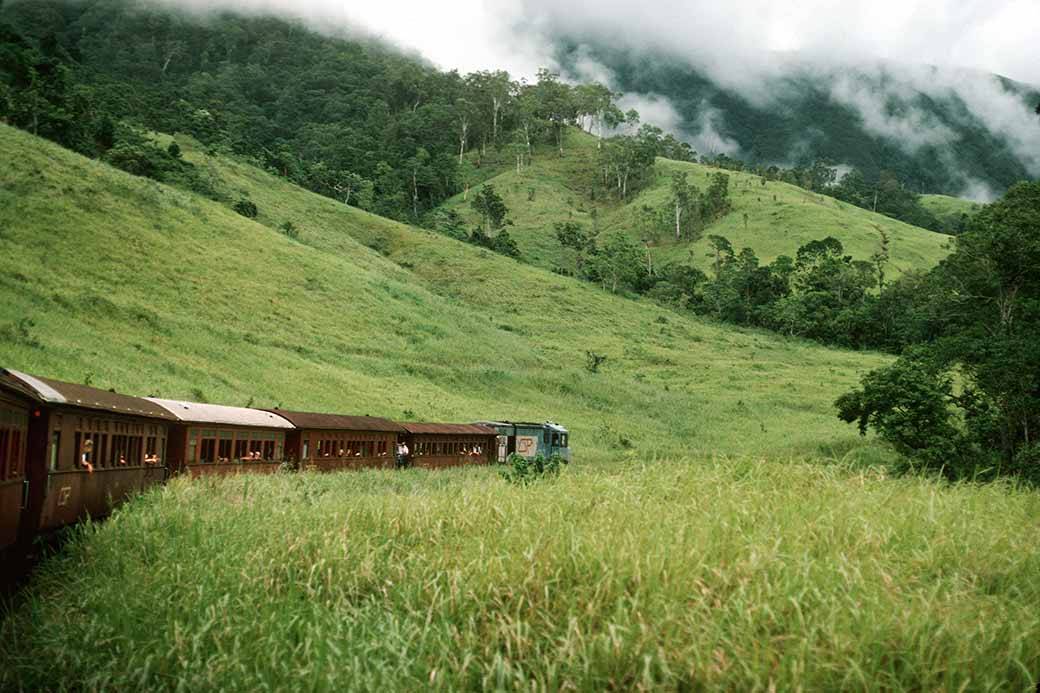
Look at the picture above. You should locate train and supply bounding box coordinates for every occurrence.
[0,367,570,556]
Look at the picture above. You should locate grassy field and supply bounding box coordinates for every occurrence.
[2,124,1038,690]
[439,129,952,278]
[2,465,1039,690]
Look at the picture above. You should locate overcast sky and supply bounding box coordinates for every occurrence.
[170,0,1039,85]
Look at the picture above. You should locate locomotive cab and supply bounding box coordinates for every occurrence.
[475,421,570,464]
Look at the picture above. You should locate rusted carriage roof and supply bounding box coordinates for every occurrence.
[400,422,498,436]
[1,368,178,420]
[476,420,569,433]
[146,398,295,428]
[266,409,405,433]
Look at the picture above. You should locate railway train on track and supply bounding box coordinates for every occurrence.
[0,368,569,557]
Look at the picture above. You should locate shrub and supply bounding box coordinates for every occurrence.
[279,221,299,239]
[233,199,258,219]
[585,351,607,373]
[500,453,567,485]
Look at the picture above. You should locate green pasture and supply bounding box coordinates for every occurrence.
[440,129,951,277]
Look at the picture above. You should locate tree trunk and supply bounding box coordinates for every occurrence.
[492,98,500,145]
[458,121,468,165]
[412,169,419,220]
[675,203,682,240]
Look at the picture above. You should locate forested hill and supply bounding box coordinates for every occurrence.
[553,42,1040,199]
[3,0,695,224]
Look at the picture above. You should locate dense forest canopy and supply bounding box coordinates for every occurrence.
[0,0,693,222]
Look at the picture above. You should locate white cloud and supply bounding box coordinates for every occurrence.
[156,1,1038,85]
[155,0,1039,183]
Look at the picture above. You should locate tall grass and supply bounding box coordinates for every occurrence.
[4,461,1038,690]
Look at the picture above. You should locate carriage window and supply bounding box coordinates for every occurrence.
[218,434,232,462]
[561,434,568,448]
[234,435,249,460]
[47,431,59,471]
[187,431,198,463]
[262,440,275,460]
[98,433,108,468]
[199,438,216,464]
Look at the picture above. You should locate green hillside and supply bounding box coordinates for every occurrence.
[920,193,984,234]
[0,123,891,461]
[440,128,950,277]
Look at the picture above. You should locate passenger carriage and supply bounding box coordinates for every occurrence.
[475,421,571,463]
[1,368,174,547]
[400,423,497,469]
[148,399,294,477]
[270,409,405,472]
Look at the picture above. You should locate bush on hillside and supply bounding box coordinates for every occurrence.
[233,199,258,218]
[500,453,567,486]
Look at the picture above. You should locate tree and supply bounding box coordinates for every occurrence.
[454,97,475,164]
[836,181,1040,480]
[600,126,657,201]
[573,82,621,147]
[554,221,594,274]
[668,170,698,240]
[532,69,575,157]
[836,354,961,469]
[470,184,509,234]
[706,235,734,279]
[466,70,513,149]
[589,231,644,293]
[701,172,731,222]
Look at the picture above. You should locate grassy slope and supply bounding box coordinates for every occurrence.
[920,193,983,226]
[441,129,951,277]
[0,123,886,460]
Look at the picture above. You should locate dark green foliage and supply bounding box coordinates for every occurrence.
[279,220,298,240]
[233,198,258,219]
[500,452,567,485]
[0,317,42,349]
[584,351,607,373]
[836,355,961,470]
[101,128,217,197]
[829,168,944,232]
[836,182,1040,482]
[469,184,509,233]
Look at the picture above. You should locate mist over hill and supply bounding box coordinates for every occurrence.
[551,41,1040,201]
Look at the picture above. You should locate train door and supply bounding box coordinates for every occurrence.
[0,394,30,550]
